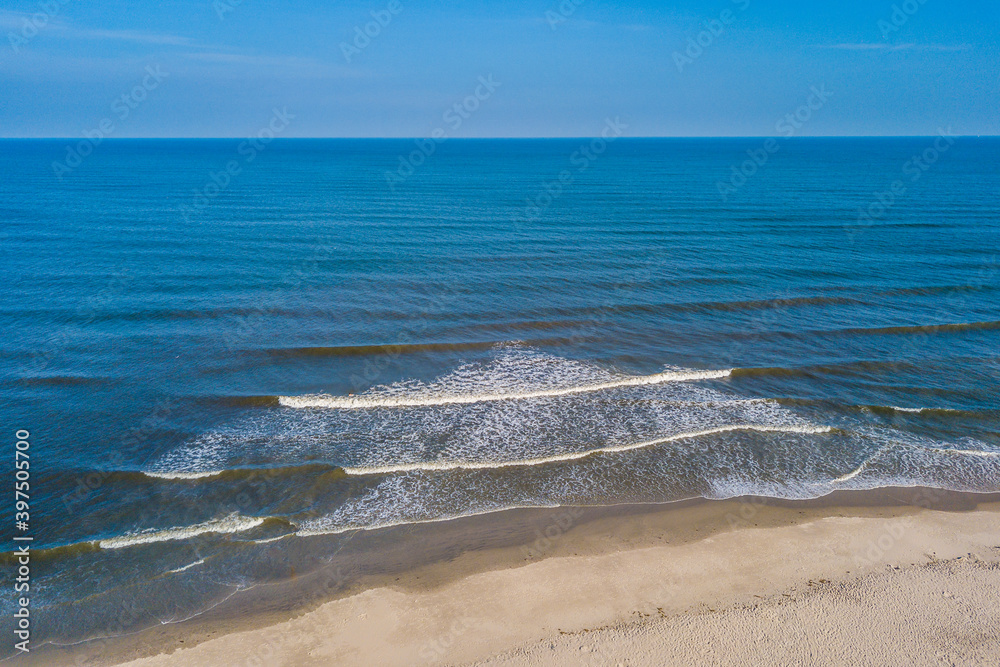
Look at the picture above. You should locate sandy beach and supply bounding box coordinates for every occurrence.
[36,489,1000,666]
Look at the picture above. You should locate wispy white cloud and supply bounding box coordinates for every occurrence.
[70,28,195,46]
[184,52,338,66]
[181,52,367,79]
[523,15,601,29]
[816,43,972,52]
[0,47,366,82]
[1,10,360,81]
[0,10,193,46]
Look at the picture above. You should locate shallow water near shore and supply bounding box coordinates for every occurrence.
[1,137,998,650]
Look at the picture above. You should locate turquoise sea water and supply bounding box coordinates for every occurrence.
[1,137,999,649]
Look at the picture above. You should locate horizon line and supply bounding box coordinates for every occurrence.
[2,135,996,141]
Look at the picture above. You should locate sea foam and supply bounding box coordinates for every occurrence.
[278,369,732,409]
[99,514,265,549]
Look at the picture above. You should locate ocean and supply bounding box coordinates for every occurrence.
[2,137,998,651]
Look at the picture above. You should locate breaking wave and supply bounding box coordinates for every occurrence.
[340,424,832,476]
[129,347,1000,542]
[277,369,732,410]
[99,514,266,549]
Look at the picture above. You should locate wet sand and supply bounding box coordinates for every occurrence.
[36,489,1000,666]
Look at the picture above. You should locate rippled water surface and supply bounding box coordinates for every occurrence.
[1,138,998,648]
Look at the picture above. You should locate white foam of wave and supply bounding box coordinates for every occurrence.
[342,424,832,476]
[146,350,756,478]
[704,477,831,501]
[296,503,561,537]
[297,423,999,537]
[279,369,732,410]
[833,434,1000,486]
[144,470,223,480]
[300,423,840,536]
[833,459,872,483]
[146,351,825,483]
[927,447,1000,458]
[877,405,977,416]
[141,398,781,482]
[167,558,206,574]
[99,514,265,550]
[891,406,959,415]
[145,432,231,481]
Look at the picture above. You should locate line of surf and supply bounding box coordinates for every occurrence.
[927,447,1000,458]
[295,503,562,537]
[341,424,832,476]
[142,462,342,482]
[299,472,993,538]
[278,368,733,410]
[880,406,984,416]
[833,444,1000,483]
[99,514,266,550]
[144,470,224,480]
[833,460,872,483]
[166,558,206,574]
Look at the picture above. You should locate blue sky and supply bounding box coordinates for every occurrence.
[1,0,997,137]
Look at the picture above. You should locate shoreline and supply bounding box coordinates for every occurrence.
[33,487,1000,666]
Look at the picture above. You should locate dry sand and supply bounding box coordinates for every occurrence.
[43,492,1000,666]
[480,557,1000,666]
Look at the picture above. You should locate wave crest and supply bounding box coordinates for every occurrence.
[99,514,266,549]
[341,424,832,475]
[279,369,732,410]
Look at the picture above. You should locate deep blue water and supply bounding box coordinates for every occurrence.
[1,138,999,649]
